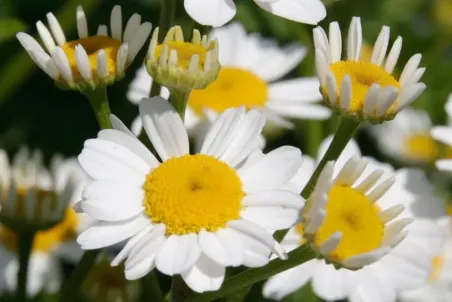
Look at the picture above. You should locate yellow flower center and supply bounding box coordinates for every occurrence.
[429,255,445,281]
[0,208,78,252]
[313,184,384,262]
[1,187,57,220]
[143,154,244,235]
[154,41,209,70]
[404,134,439,162]
[326,61,400,113]
[61,36,121,80]
[188,67,268,116]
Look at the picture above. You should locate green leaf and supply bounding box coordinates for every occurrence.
[0,18,27,42]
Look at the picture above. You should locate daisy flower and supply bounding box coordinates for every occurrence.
[400,228,452,302]
[16,5,152,91]
[0,149,90,297]
[145,26,220,91]
[184,0,326,27]
[431,94,452,172]
[315,17,426,123]
[129,22,330,137]
[76,96,305,293]
[371,107,449,165]
[263,137,448,301]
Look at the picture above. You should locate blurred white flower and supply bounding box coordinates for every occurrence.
[76,97,305,293]
[16,5,151,91]
[0,150,91,297]
[263,137,448,302]
[183,0,326,27]
[431,94,452,172]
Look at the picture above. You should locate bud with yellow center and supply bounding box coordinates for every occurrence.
[145,26,220,91]
[314,17,426,124]
[16,5,152,91]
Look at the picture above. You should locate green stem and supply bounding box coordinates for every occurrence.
[171,275,189,302]
[187,244,316,302]
[83,87,112,129]
[274,117,360,242]
[306,120,323,157]
[158,0,176,41]
[169,89,190,121]
[16,231,36,302]
[141,271,164,302]
[58,250,100,302]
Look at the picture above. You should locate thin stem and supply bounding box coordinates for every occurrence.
[16,231,36,302]
[306,120,323,157]
[274,117,360,242]
[186,244,316,302]
[83,87,112,129]
[158,0,176,41]
[58,250,100,302]
[169,89,190,121]
[141,271,164,302]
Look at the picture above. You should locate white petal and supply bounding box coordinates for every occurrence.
[340,75,352,110]
[184,0,236,27]
[254,0,326,25]
[76,6,88,38]
[371,26,390,66]
[81,180,144,221]
[342,248,390,268]
[329,22,342,63]
[36,21,56,53]
[242,190,304,209]
[116,43,128,74]
[139,96,189,161]
[240,206,300,230]
[266,103,331,120]
[215,228,244,267]
[431,126,452,146]
[75,45,92,81]
[347,17,362,61]
[199,230,229,266]
[110,5,123,41]
[111,225,154,266]
[97,50,108,78]
[181,254,225,293]
[123,13,141,44]
[97,24,108,36]
[51,47,72,83]
[399,54,422,86]
[239,146,303,194]
[46,13,66,46]
[268,77,322,103]
[77,214,150,249]
[384,36,402,74]
[127,22,153,64]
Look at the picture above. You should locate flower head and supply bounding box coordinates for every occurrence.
[263,138,449,301]
[130,22,330,139]
[146,26,220,91]
[16,5,152,91]
[371,108,452,165]
[183,0,326,27]
[0,148,80,231]
[0,151,89,297]
[315,17,426,123]
[76,96,304,293]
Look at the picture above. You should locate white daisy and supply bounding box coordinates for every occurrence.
[400,228,452,302]
[315,17,426,123]
[431,94,452,172]
[76,96,305,293]
[371,107,443,165]
[0,150,90,297]
[128,22,331,137]
[263,137,448,302]
[184,0,326,27]
[16,5,152,90]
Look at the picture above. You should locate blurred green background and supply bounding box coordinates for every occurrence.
[1,0,452,301]
[1,0,452,163]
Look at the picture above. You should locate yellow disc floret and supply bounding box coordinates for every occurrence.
[313,184,384,262]
[404,134,439,163]
[154,41,208,70]
[188,67,268,116]
[429,255,445,281]
[61,36,121,81]
[0,208,78,252]
[327,61,400,113]
[143,154,244,235]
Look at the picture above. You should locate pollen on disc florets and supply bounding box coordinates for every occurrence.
[145,26,221,91]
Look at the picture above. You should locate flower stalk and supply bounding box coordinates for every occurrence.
[169,89,191,122]
[82,88,112,129]
[16,230,36,302]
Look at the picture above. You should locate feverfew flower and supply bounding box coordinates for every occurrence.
[315,17,426,123]
[145,26,220,91]
[371,107,447,165]
[76,96,305,293]
[183,0,326,27]
[0,151,90,297]
[263,138,448,301]
[16,5,152,91]
[130,22,330,138]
